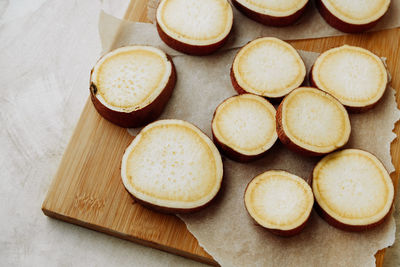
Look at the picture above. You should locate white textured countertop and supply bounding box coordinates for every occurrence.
[0,1,204,266]
[0,1,398,266]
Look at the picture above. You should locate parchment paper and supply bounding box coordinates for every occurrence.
[147,0,400,47]
[99,12,399,267]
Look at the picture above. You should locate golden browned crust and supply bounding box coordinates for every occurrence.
[156,22,231,56]
[244,172,312,237]
[310,149,394,231]
[232,0,309,27]
[230,65,248,95]
[230,38,306,101]
[313,199,393,232]
[211,94,278,162]
[309,64,383,113]
[90,55,176,128]
[121,120,224,214]
[123,185,220,214]
[267,215,311,237]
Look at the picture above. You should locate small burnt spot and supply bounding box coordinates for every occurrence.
[90,83,98,95]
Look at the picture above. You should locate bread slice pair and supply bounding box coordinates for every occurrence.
[121,120,223,213]
[90,46,176,128]
[156,0,233,55]
[313,149,394,231]
[245,170,314,236]
[232,0,309,26]
[311,45,388,112]
[277,87,351,156]
[317,0,391,32]
[212,94,278,162]
[231,37,306,100]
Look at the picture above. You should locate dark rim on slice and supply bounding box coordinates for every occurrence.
[231,37,306,100]
[232,0,309,26]
[276,87,351,156]
[156,0,233,55]
[121,119,223,213]
[245,170,314,236]
[90,45,176,128]
[312,149,394,231]
[311,45,388,112]
[316,0,391,33]
[212,94,278,162]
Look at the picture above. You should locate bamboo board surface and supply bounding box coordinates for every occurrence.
[42,0,400,265]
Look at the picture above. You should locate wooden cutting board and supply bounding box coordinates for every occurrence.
[42,1,400,266]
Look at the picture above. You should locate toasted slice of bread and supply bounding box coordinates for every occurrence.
[90,46,176,128]
[312,149,394,231]
[231,37,306,100]
[156,0,233,55]
[245,170,314,236]
[232,0,309,26]
[121,119,223,213]
[276,87,351,156]
[212,94,277,162]
[311,45,387,112]
[317,0,391,32]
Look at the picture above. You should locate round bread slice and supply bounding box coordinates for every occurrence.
[121,119,223,213]
[316,0,391,33]
[231,37,306,100]
[276,87,351,156]
[311,45,388,112]
[232,0,309,26]
[212,94,277,162]
[156,0,233,55]
[312,149,394,231]
[90,46,176,128]
[245,170,314,236]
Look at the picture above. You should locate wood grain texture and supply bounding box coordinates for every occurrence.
[41,100,216,265]
[42,0,398,265]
